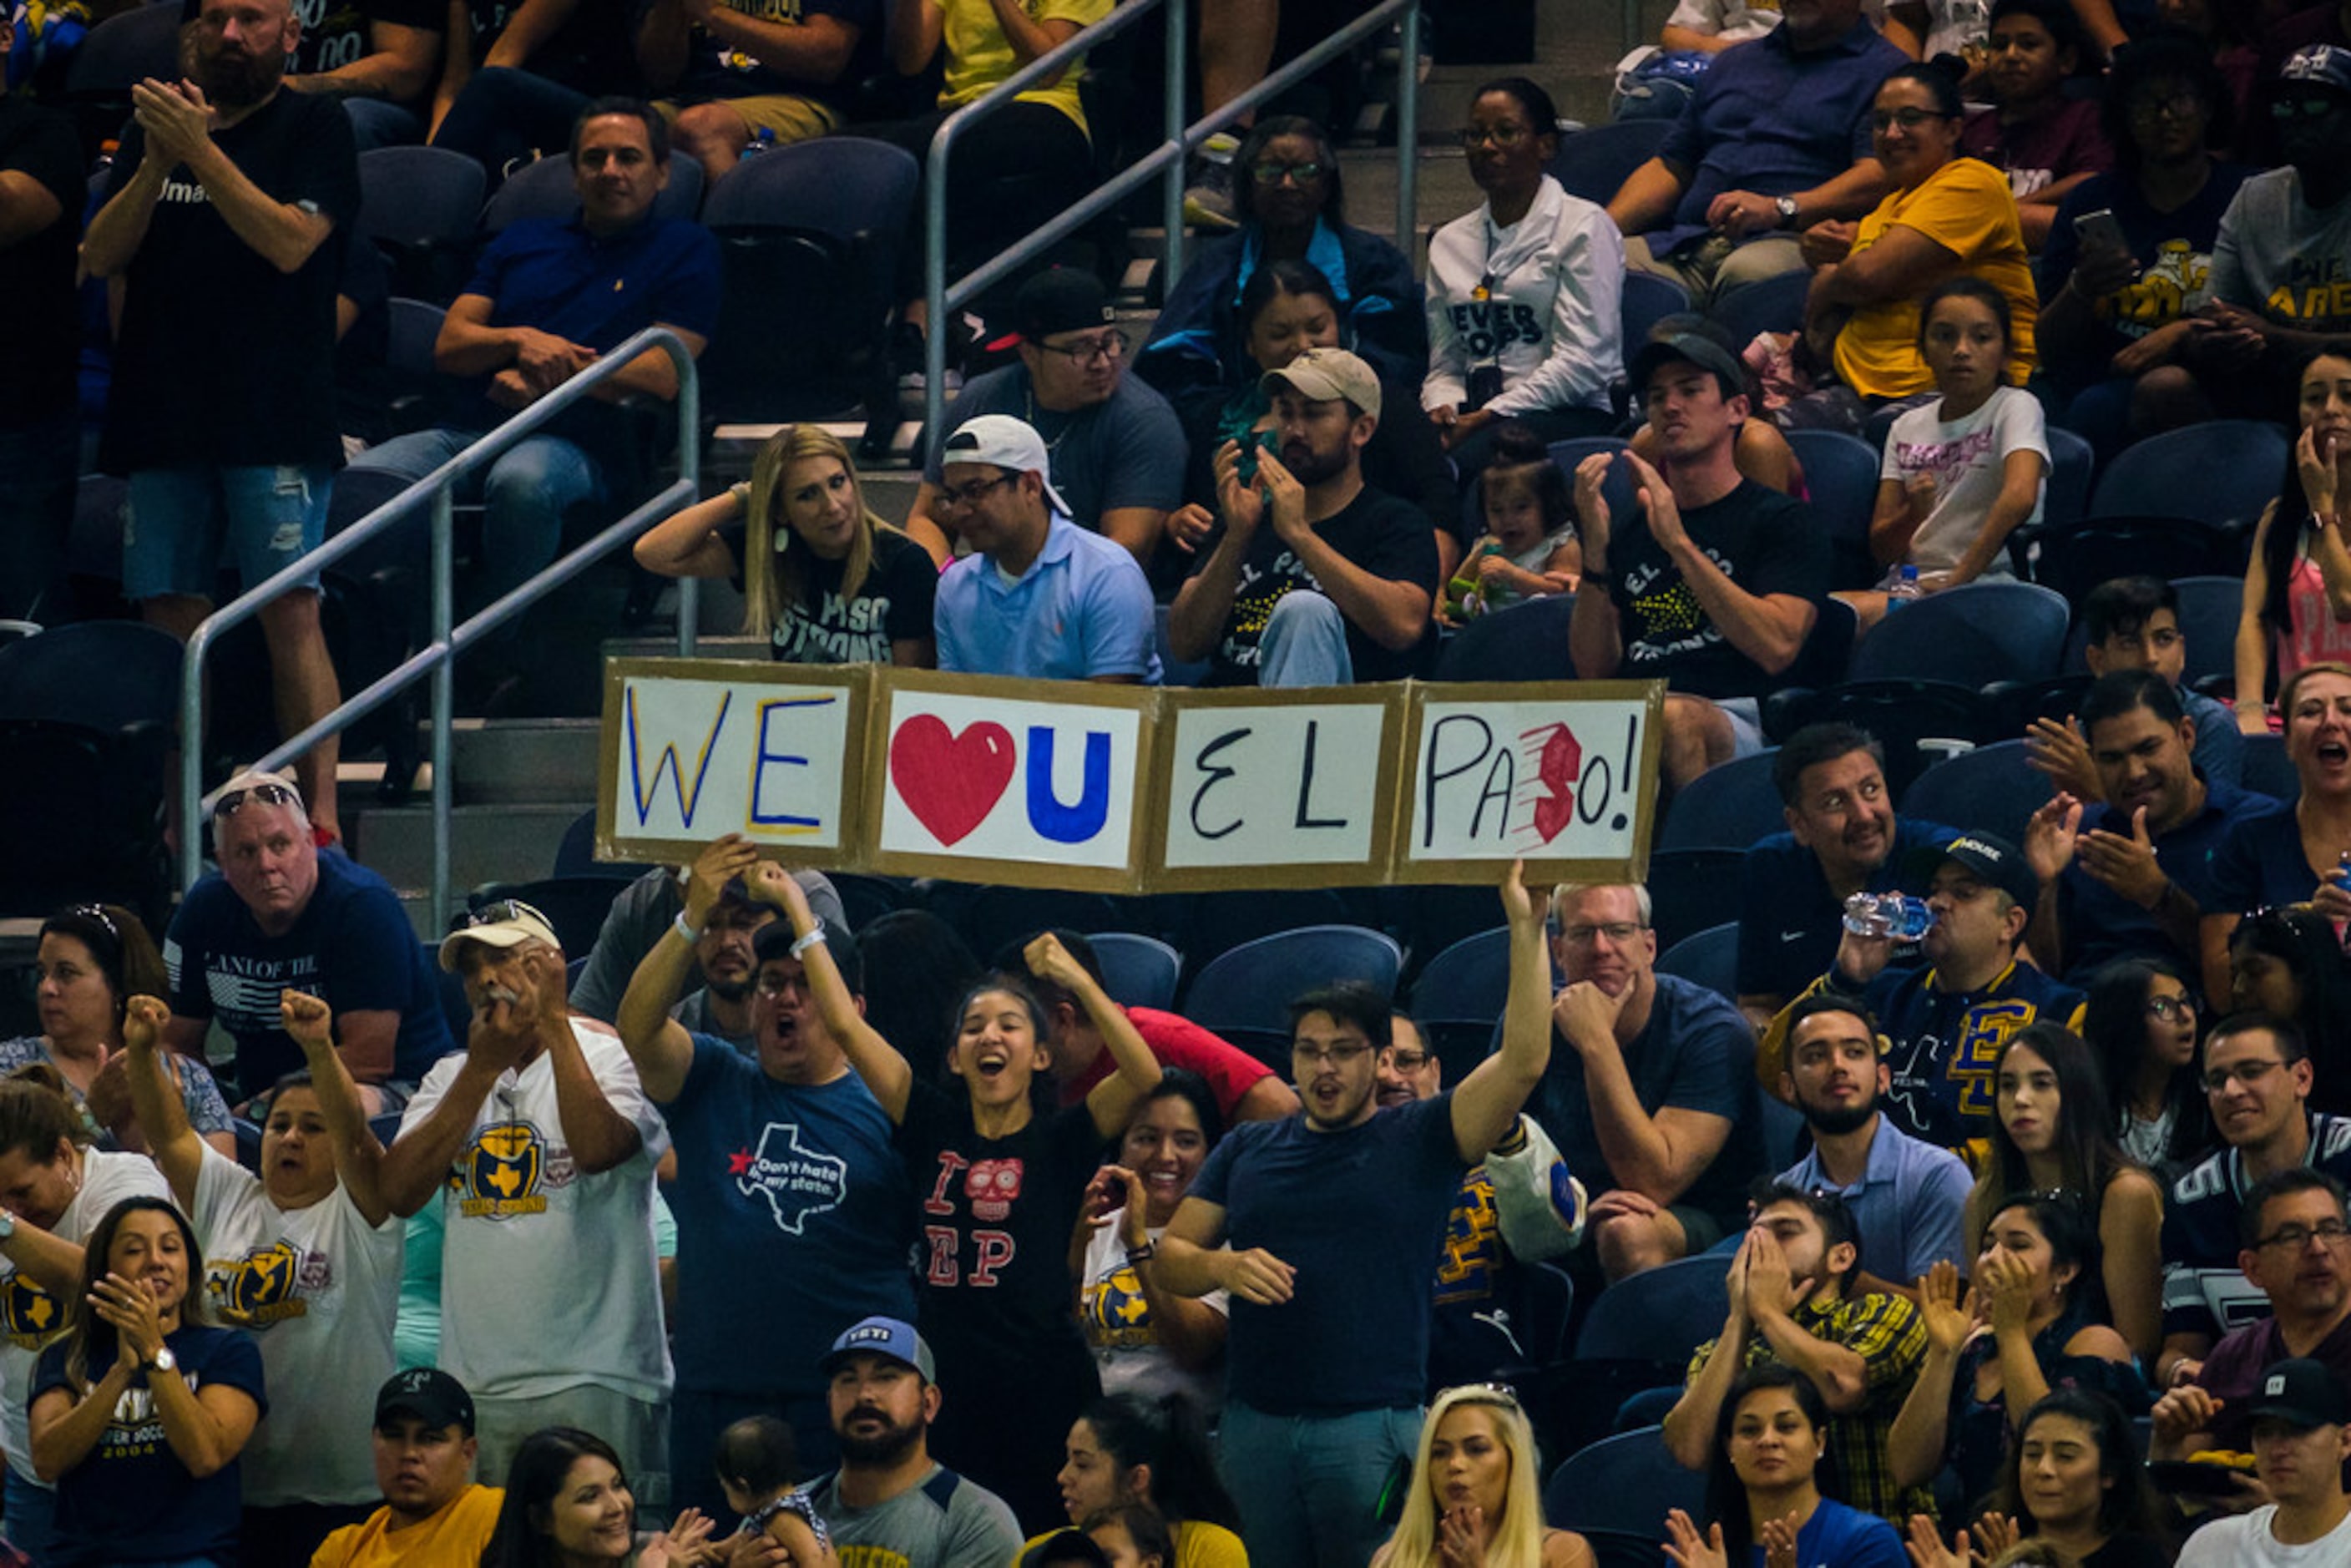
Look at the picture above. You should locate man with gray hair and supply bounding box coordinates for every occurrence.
[1538,879,1762,1284]
[159,771,452,1109]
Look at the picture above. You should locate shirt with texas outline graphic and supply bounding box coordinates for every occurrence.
[447,1118,571,1219]
[727,1120,849,1235]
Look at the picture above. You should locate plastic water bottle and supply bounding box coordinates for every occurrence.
[740,127,776,160]
[1886,564,1922,601]
[1843,892,1934,940]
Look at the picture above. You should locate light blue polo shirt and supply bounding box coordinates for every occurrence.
[1780,1112,1973,1288]
[934,513,1161,683]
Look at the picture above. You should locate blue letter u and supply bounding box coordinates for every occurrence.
[1026,727,1111,843]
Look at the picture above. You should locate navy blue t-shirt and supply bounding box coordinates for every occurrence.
[2058,779,2273,980]
[2161,1112,2351,1343]
[662,1039,915,1396]
[1191,1094,1467,1415]
[163,850,453,1095]
[1751,1499,1906,1568]
[2205,798,2324,916]
[1534,976,1762,1229]
[1737,815,1956,1001]
[2039,164,2253,385]
[36,1323,266,1568]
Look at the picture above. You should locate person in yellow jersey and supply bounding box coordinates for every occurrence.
[311,1369,503,1567]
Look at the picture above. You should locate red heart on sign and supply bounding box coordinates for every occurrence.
[889,715,1017,846]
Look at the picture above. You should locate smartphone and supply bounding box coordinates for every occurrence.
[1235,426,1280,485]
[2072,208,2128,256]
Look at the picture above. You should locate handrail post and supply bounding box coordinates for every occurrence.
[179,646,205,892]
[1396,1,1419,256]
[923,124,953,454]
[431,484,455,925]
[1161,0,1186,294]
[675,349,702,658]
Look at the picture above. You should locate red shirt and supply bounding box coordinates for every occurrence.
[1056,1007,1277,1120]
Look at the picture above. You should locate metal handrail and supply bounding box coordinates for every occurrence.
[179,327,702,923]
[922,0,1423,440]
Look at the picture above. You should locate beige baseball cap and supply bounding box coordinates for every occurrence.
[1262,346,1382,418]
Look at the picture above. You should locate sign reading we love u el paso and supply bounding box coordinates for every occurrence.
[596,660,1665,892]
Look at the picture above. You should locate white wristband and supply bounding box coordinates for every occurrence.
[671,913,700,943]
[790,926,827,959]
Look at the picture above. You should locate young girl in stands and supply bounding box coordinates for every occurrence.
[712,1416,832,1566]
[1904,1388,2172,1568]
[2081,957,2208,1174]
[2234,351,2351,732]
[770,870,1162,1530]
[1441,424,1580,626]
[1964,1023,2166,1363]
[1664,1366,1905,1568]
[1845,276,2049,631]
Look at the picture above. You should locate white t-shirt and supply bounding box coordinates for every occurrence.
[0,1149,172,1485]
[1078,1221,1228,1415]
[400,1021,672,1403]
[190,1142,403,1505]
[1880,383,2048,577]
[2177,1503,2351,1565]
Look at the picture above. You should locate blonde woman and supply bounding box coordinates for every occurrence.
[634,425,946,666]
[1373,1385,1594,1568]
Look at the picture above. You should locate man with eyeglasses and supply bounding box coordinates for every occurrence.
[2021,669,2269,982]
[928,414,1160,684]
[160,771,453,1113]
[610,834,913,1520]
[909,267,1185,566]
[1165,345,1439,688]
[1153,870,1553,1568]
[374,898,673,1503]
[1537,881,1762,1286]
[2157,1014,2351,1388]
[2153,1171,2351,1479]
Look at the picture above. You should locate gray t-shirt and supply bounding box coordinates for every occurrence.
[2210,166,2351,336]
[568,866,845,1023]
[808,1464,1022,1568]
[925,364,1187,534]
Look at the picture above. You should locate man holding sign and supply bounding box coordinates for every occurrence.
[1150,866,1553,1568]
[1167,346,1439,688]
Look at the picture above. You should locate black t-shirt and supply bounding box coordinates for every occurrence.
[718,514,938,663]
[100,90,361,474]
[1188,481,1439,685]
[635,0,874,109]
[179,0,447,84]
[465,0,635,92]
[0,98,84,431]
[1600,478,1827,700]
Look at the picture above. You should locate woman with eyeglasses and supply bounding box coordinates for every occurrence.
[1904,1388,2172,1568]
[2204,657,2351,1003]
[2081,958,2209,1174]
[635,424,944,669]
[1664,1365,1904,1568]
[1140,114,1426,406]
[1888,1197,2146,1510]
[1376,1383,1595,1568]
[1781,62,2038,435]
[3,903,235,1159]
[1963,1023,2167,1363]
[1423,77,1625,480]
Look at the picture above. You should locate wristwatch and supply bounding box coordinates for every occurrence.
[146,1348,176,1374]
[1774,195,1801,227]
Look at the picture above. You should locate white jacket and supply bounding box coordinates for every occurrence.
[1423,174,1625,419]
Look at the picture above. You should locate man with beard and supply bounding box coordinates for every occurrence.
[667,873,776,1054]
[83,0,359,843]
[1167,345,1439,687]
[805,1317,1022,1568]
[1738,725,1956,1032]
[614,835,914,1520]
[1772,994,1971,1298]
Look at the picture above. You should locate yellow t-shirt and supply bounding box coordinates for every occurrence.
[941,0,1115,133]
[311,1485,505,1568]
[1018,1520,1250,1568]
[1833,154,2039,401]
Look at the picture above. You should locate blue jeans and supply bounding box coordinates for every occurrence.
[4,1466,53,1565]
[124,464,331,599]
[344,98,424,150]
[343,427,603,608]
[1259,590,1355,688]
[0,416,78,621]
[1218,1401,1422,1568]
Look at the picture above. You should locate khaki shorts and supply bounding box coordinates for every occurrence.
[655,92,840,144]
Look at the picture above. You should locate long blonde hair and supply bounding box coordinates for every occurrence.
[741,425,889,639]
[1378,1386,1547,1568]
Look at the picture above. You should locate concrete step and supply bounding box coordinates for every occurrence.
[444,716,603,805]
[358,802,584,921]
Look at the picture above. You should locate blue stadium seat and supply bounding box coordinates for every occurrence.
[1410,926,1511,1029]
[1646,848,1747,954]
[1432,594,1578,682]
[1900,739,2053,847]
[1620,271,1690,352]
[1656,921,1737,1002]
[1547,437,1634,539]
[2089,420,2289,530]
[1781,429,1883,592]
[1657,750,1783,851]
[1763,680,1998,797]
[1848,581,2072,688]
[1090,933,1182,1012]
[2044,427,2095,531]
[356,146,487,301]
[1546,119,1672,205]
[1575,1254,1735,1363]
[1543,1426,1708,1538]
[1759,1090,1807,1169]
[1182,925,1403,1061]
[2031,515,2239,605]
[2168,575,2246,687]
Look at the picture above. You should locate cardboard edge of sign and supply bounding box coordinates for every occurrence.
[596,658,1666,893]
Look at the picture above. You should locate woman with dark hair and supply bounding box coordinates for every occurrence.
[1423,77,1625,476]
[479,1426,712,1568]
[1964,1023,2167,1361]
[1888,1199,2146,1509]
[1783,62,2038,433]
[777,867,1162,1530]
[1140,114,1426,400]
[1075,1073,1230,1412]
[0,1073,171,1559]
[2222,905,2351,1113]
[1907,1388,2171,1567]
[853,910,981,1092]
[2081,957,2208,1171]
[1664,1366,1905,1567]
[1048,1392,1246,1568]
[1,903,235,1157]
[2232,357,2351,732]
[27,1196,265,1568]
[2040,31,2251,464]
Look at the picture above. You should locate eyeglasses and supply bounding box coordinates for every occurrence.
[1037,330,1128,366]
[1560,921,1646,946]
[2130,89,2206,120]
[2203,1059,2286,1095]
[1383,1049,1432,1072]
[453,898,552,933]
[755,970,812,999]
[2146,994,2198,1022]
[1456,124,1533,149]
[2254,1221,2351,1252]
[213,779,298,820]
[1444,1381,1523,1411]
[1249,160,1323,185]
[1871,107,1954,130]
[935,473,1019,510]
[1292,1039,1373,1068]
